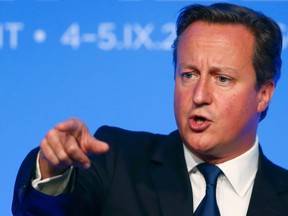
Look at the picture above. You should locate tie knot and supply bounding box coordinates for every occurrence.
[197,163,222,186]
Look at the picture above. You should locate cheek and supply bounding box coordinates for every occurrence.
[174,85,191,126]
[221,92,258,126]
[174,85,191,113]
[174,88,182,119]
[241,90,259,115]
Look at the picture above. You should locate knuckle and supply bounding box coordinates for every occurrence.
[49,159,61,167]
[40,149,59,166]
[57,151,68,161]
[39,139,47,150]
[66,144,78,155]
[46,129,56,140]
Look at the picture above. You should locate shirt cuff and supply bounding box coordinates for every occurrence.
[31,151,74,196]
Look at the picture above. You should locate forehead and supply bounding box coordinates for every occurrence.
[177,21,255,70]
[179,21,255,44]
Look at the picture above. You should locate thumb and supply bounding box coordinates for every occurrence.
[84,136,110,154]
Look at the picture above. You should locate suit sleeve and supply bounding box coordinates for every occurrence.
[12,147,74,215]
[12,126,116,216]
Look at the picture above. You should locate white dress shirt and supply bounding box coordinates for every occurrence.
[184,137,259,216]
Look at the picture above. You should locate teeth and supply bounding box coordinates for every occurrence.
[196,118,205,124]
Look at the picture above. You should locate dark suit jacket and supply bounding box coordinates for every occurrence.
[12,126,288,216]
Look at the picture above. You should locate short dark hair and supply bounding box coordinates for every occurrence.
[172,3,282,121]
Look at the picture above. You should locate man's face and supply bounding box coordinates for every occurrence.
[174,21,274,163]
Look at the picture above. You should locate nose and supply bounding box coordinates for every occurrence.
[192,77,212,106]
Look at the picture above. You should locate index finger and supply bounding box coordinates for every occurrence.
[55,118,109,154]
[55,118,84,133]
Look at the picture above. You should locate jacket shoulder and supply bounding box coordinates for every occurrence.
[94,125,170,152]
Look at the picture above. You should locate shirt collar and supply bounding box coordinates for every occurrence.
[183,137,259,197]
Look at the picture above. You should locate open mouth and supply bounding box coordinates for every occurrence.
[194,116,206,124]
[189,114,211,131]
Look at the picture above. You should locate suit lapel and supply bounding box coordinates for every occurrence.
[247,147,288,216]
[149,131,193,216]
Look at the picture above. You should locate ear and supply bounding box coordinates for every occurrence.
[257,80,275,113]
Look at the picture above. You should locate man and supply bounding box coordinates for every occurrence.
[12,3,288,216]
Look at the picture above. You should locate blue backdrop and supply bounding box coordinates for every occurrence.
[1,1,288,215]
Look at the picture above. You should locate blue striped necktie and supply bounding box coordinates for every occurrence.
[193,163,222,216]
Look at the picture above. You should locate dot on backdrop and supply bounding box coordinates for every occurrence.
[0,0,287,215]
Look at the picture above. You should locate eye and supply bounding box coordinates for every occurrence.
[183,72,192,78]
[181,72,198,80]
[216,75,232,85]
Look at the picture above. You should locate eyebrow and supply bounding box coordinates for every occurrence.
[210,66,238,75]
[178,64,238,75]
[177,64,199,72]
